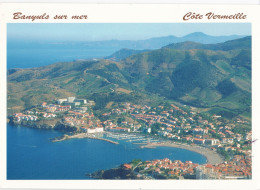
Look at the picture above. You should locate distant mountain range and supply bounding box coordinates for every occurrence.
[8,32,246,69]
[121,32,245,49]
[93,32,245,50]
[7,36,251,119]
[9,32,245,51]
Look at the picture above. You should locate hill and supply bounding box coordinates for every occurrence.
[163,36,251,51]
[105,48,150,61]
[7,37,251,119]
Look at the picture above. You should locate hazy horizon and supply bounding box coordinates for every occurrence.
[8,23,251,42]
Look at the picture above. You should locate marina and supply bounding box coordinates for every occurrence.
[51,131,162,147]
[104,132,161,145]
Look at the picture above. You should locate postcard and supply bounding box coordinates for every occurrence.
[0,3,260,190]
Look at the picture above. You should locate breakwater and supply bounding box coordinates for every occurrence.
[51,133,119,144]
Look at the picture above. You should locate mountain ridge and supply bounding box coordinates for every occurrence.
[7,37,251,119]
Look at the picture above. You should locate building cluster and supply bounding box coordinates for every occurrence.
[196,155,251,179]
[56,97,88,107]
[11,97,103,133]
[41,96,89,113]
[131,155,251,179]
[101,119,141,133]
[139,158,198,179]
[12,99,251,158]
[12,113,38,122]
[11,97,252,180]
[100,102,251,157]
[62,110,103,133]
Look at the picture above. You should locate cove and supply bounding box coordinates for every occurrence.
[7,124,206,180]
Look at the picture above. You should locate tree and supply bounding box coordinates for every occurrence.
[117,117,126,125]
[150,123,162,134]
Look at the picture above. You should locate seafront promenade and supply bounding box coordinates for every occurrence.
[142,142,224,165]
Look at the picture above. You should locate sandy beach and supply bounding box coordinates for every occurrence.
[143,142,224,165]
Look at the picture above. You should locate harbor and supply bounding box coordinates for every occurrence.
[51,131,161,146]
[51,131,223,165]
[105,132,160,145]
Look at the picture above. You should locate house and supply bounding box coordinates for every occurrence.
[205,138,220,146]
[41,102,47,107]
[57,105,71,112]
[166,127,173,132]
[123,164,132,169]
[193,128,208,135]
[222,138,234,144]
[193,138,205,145]
[46,106,57,113]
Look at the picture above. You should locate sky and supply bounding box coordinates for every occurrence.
[7,23,251,42]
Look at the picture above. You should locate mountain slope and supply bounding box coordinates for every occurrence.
[119,37,251,117]
[163,36,251,51]
[105,48,150,61]
[7,37,251,119]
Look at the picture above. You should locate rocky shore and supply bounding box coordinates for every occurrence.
[87,164,144,179]
[8,118,77,132]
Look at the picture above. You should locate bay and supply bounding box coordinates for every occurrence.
[7,124,206,180]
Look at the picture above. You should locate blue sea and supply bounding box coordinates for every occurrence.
[7,124,206,179]
[7,40,119,69]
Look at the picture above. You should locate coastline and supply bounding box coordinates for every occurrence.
[142,142,224,165]
[54,131,223,165]
[9,120,223,165]
[8,119,77,132]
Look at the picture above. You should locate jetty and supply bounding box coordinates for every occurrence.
[140,145,155,149]
[51,133,119,144]
[86,136,119,144]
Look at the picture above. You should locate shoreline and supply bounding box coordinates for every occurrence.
[142,142,224,165]
[53,131,223,165]
[11,120,224,165]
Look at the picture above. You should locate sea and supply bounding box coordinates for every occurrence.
[7,124,206,179]
[7,40,120,69]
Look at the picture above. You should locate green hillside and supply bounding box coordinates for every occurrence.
[7,37,251,119]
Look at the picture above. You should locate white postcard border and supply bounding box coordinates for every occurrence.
[0,3,259,190]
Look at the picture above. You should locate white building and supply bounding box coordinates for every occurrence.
[86,127,104,133]
[57,98,67,104]
[75,99,87,104]
[68,97,76,103]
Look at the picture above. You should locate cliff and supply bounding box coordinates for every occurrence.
[8,117,78,132]
[88,165,144,179]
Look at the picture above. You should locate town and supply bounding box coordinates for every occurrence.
[120,154,251,179]
[9,96,252,179]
